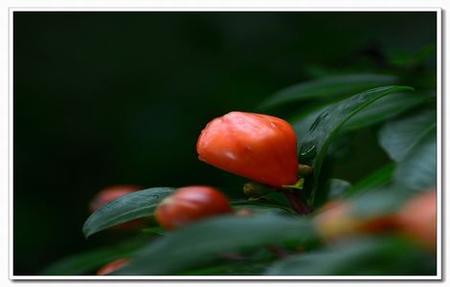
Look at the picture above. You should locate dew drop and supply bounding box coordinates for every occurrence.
[299,142,317,158]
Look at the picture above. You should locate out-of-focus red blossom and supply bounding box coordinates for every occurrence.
[89,185,144,230]
[314,200,397,241]
[396,189,436,251]
[155,186,232,230]
[196,111,298,188]
[96,258,129,275]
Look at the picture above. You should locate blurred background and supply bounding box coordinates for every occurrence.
[13,12,436,275]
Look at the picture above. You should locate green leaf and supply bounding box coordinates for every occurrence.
[343,92,427,131]
[345,164,395,196]
[349,187,409,219]
[265,236,435,275]
[83,187,175,238]
[259,74,397,110]
[40,236,149,275]
[395,132,437,191]
[292,92,425,140]
[298,85,414,206]
[115,214,316,275]
[378,110,436,161]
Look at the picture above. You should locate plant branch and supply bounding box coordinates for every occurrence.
[282,190,311,215]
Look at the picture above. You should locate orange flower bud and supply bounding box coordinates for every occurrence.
[396,190,436,251]
[155,186,232,230]
[314,200,397,241]
[96,258,129,275]
[196,111,298,188]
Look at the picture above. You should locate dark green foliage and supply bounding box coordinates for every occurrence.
[265,236,436,275]
[40,236,150,275]
[57,72,435,276]
[296,85,413,206]
[43,73,438,276]
[116,214,316,275]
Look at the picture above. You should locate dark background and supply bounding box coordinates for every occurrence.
[13,12,436,275]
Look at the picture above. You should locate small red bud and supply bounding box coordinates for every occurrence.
[96,258,129,275]
[155,186,232,230]
[196,111,298,188]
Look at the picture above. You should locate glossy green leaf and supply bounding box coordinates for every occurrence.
[40,236,149,275]
[395,132,437,191]
[265,236,435,275]
[343,92,427,131]
[259,74,397,110]
[83,187,175,238]
[298,85,414,206]
[378,110,436,161]
[292,92,425,140]
[116,214,316,275]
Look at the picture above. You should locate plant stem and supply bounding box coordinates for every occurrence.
[282,190,311,215]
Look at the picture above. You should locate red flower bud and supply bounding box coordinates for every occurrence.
[196,111,298,188]
[155,186,232,230]
[96,258,129,275]
[314,200,397,241]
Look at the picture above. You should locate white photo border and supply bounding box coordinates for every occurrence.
[8,6,443,282]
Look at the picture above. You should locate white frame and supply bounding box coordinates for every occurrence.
[8,7,442,281]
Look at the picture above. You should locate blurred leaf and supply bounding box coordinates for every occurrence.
[349,187,408,218]
[180,261,269,275]
[259,74,397,110]
[388,44,436,68]
[83,187,175,238]
[326,178,352,200]
[140,226,165,236]
[116,214,316,275]
[345,164,395,196]
[40,236,149,275]
[265,236,435,275]
[378,110,436,161]
[180,249,275,275]
[232,203,293,215]
[395,132,437,191]
[298,85,413,206]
